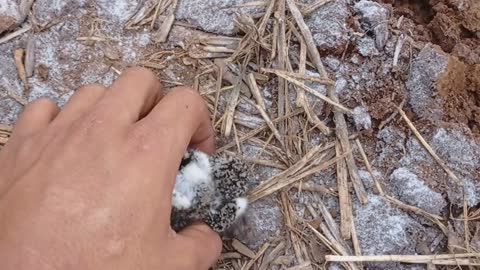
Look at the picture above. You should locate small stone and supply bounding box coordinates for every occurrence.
[176,0,263,36]
[399,127,480,207]
[335,76,348,96]
[448,180,480,208]
[324,56,341,71]
[354,0,390,50]
[406,44,449,120]
[350,54,361,64]
[355,194,424,255]
[0,0,21,34]
[305,0,350,51]
[389,168,447,215]
[353,106,372,131]
[354,194,426,269]
[357,36,380,57]
[432,128,480,172]
[432,128,480,206]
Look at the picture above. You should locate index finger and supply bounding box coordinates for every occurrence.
[140,86,215,155]
[129,86,215,198]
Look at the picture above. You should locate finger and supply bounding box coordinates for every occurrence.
[174,222,222,269]
[12,98,60,137]
[129,87,214,197]
[135,86,215,155]
[52,84,106,126]
[94,67,162,125]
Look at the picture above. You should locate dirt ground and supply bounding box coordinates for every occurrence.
[1,0,480,269]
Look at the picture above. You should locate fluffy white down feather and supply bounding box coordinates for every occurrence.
[171,151,213,210]
[234,198,248,218]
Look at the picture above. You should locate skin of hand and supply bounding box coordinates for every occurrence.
[0,67,222,270]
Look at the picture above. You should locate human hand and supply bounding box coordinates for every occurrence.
[0,67,222,270]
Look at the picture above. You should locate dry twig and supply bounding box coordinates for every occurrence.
[336,141,352,240]
[281,192,308,265]
[396,107,462,185]
[232,239,256,259]
[154,14,175,43]
[14,49,28,93]
[259,241,285,270]
[25,34,35,77]
[242,242,270,270]
[301,0,332,16]
[0,25,32,45]
[325,253,480,266]
[286,0,368,205]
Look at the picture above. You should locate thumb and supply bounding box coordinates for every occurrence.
[174,222,222,269]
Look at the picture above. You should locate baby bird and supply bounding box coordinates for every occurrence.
[171,150,249,233]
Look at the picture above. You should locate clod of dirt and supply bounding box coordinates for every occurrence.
[440,62,480,134]
[176,0,263,36]
[305,0,350,52]
[406,44,450,121]
[353,0,390,50]
[400,127,480,207]
[407,44,480,132]
[431,128,480,205]
[356,36,380,57]
[0,0,21,34]
[429,1,480,53]
[429,8,462,53]
[388,167,446,215]
[354,194,426,269]
[324,56,341,71]
[460,1,480,33]
[452,42,480,65]
[441,0,480,34]
[353,105,372,131]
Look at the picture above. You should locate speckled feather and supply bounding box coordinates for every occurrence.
[171,150,249,233]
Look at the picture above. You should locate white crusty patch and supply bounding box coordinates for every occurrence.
[172,151,213,210]
[234,197,248,218]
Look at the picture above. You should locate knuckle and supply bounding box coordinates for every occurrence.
[67,113,109,141]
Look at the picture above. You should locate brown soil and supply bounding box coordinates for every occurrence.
[429,1,478,50]
[390,0,435,24]
[387,0,480,59]
[377,0,480,137]
[433,53,480,135]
